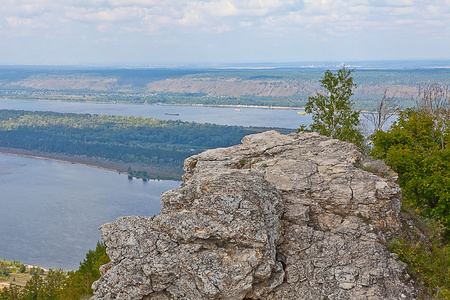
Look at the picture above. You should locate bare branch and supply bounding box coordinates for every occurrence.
[416,83,450,149]
[363,88,399,135]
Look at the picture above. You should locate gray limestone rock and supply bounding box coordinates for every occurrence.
[92,131,417,299]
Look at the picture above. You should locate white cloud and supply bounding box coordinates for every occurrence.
[106,0,160,7]
[213,24,232,33]
[2,0,445,37]
[179,6,203,27]
[231,0,286,16]
[0,0,449,63]
[179,0,304,29]
[239,21,253,27]
[6,16,33,27]
[6,15,50,30]
[180,0,239,27]
[362,0,413,7]
[64,7,145,23]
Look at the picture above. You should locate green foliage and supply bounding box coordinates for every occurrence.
[28,268,43,276]
[360,83,450,298]
[0,265,10,279]
[0,285,22,300]
[0,110,261,177]
[389,216,450,300]
[0,242,109,300]
[65,241,110,297]
[371,108,450,231]
[23,273,44,300]
[18,265,26,274]
[390,238,450,299]
[39,270,66,300]
[0,260,22,268]
[303,67,363,147]
[1,66,450,110]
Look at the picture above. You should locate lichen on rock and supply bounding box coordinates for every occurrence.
[92,131,417,300]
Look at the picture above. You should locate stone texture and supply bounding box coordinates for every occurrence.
[92,131,417,300]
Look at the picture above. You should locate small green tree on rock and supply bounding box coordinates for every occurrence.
[302,67,363,147]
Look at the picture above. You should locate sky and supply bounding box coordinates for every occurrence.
[0,0,449,66]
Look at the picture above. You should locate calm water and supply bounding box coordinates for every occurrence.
[0,154,180,270]
[1,99,381,270]
[0,99,310,270]
[0,99,310,129]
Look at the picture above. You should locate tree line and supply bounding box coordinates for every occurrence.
[2,66,449,111]
[0,110,261,177]
[0,242,109,300]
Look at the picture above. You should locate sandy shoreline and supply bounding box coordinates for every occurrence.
[1,97,306,111]
[0,147,182,180]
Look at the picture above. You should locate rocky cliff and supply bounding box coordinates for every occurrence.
[92,131,417,299]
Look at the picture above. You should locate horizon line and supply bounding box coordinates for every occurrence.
[0,59,449,70]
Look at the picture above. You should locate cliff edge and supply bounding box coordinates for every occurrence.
[92,131,417,299]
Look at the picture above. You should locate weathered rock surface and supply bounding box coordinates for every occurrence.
[92,131,417,299]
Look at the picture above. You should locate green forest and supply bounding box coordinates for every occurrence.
[0,242,109,299]
[0,109,264,179]
[370,104,450,299]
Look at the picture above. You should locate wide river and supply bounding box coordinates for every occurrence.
[0,154,180,270]
[0,99,310,129]
[0,99,312,270]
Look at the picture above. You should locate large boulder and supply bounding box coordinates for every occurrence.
[92,131,417,299]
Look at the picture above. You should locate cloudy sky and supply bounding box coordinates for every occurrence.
[0,0,449,65]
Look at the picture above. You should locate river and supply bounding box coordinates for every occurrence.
[0,99,310,129]
[0,99,311,270]
[0,153,180,270]
[1,99,375,270]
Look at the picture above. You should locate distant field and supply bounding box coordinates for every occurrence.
[1,66,449,110]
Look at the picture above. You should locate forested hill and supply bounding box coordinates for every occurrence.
[0,109,267,179]
[1,66,450,110]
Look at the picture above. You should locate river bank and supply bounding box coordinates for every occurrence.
[2,97,306,111]
[0,147,182,180]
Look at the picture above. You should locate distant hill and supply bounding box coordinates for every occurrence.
[1,66,449,110]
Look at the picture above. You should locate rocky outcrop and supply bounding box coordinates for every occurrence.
[92,131,417,299]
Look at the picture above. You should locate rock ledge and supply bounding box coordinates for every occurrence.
[92,131,417,300]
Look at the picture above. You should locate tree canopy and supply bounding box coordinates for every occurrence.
[0,242,109,300]
[371,101,450,232]
[303,67,363,147]
[0,110,262,178]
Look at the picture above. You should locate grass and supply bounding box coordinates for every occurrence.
[1,272,32,287]
[0,260,47,288]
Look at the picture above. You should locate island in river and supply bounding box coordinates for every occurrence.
[0,109,285,180]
